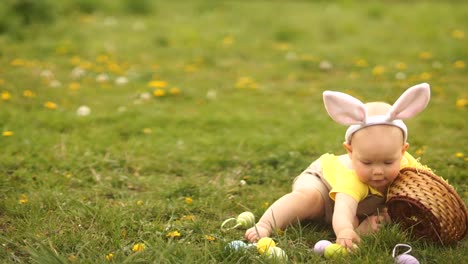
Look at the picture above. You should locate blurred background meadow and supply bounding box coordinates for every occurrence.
[0,0,467,263]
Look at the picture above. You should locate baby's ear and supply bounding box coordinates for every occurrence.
[387,83,430,120]
[323,91,366,125]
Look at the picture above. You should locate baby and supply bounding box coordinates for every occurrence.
[245,83,431,249]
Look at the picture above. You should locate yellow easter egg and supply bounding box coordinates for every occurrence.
[257,237,276,254]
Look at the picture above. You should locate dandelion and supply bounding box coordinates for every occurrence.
[419,72,432,81]
[418,51,432,60]
[222,36,234,46]
[395,62,407,70]
[69,82,81,91]
[262,202,270,209]
[105,253,114,261]
[23,90,36,98]
[354,59,368,67]
[451,29,464,39]
[372,65,385,76]
[455,152,464,158]
[10,58,26,66]
[204,235,216,241]
[97,54,110,63]
[1,91,11,101]
[453,60,465,69]
[153,89,165,97]
[273,42,290,51]
[148,80,168,88]
[19,194,28,204]
[455,98,468,108]
[142,128,152,134]
[236,77,258,89]
[136,200,144,206]
[166,231,181,238]
[132,243,146,252]
[44,101,58,110]
[68,255,77,262]
[169,87,181,95]
[3,131,14,137]
[185,197,193,205]
[181,215,195,221]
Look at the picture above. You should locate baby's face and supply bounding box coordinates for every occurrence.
[346,125,408,192]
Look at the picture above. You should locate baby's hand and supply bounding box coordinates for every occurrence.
[336,228,361,249]
[356,210,391,235]
[244,224,270,243]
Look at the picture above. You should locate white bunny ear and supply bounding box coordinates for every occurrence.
[323,91,367,125]
[387,83,430,120]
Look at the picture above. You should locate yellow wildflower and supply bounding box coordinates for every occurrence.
[185,197,193,205]
[153,89,165,97]
[142,128,152,134]
[23,90,36,97]
[181,215,195,221]
[2,131,14,137]
[372,65,385,76]
[395,62,407,70]
[419,51,432,60]
[69,82,81,90]
[222,36,234,46]
[455,152,464,158]
[105,253,114,261]
[10,58,26,66]
[354,59,368,67]
[453,60,465,69]
[419,72,431,81]
[169,87,181,95]
[455,98,468,108]
[44,101,58,109]
[1,91,11,101]
[451,29,464,39]
[204,235,216,241]
[166,231,181,238]
[262,202,270,209]
[136,200,144,206]
[132,243,146,252]
[68,255,77,262]
[19,194,28,204]
[148,80,168,88]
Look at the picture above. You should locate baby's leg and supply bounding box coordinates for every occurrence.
[245,174,326,242]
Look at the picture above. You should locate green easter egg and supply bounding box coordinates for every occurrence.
[324,244,348,259]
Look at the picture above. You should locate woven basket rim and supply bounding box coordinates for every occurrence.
[386,167,468,244]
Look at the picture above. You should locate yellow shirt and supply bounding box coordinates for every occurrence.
[320,152,423,202]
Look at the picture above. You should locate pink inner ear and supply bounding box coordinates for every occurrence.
[388,83,430,120]
[323,91,367,125]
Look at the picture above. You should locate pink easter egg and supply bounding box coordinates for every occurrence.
[395,254,420,264]
[313,240,332,255]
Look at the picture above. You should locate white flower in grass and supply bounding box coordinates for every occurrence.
[76,105,91,116]
[115,76,128,85]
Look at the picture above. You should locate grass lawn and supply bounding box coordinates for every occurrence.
[1,0,467,263]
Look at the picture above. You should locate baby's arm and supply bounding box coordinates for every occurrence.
[333,193,361,248]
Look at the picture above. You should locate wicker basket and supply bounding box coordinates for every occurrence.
[386,167,468,245]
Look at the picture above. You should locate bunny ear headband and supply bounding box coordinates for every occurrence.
[323,83,431,143]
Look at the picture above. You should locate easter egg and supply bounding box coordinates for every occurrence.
[265,246,288,261]
[313,240,332,255]
[257,237,276,254]
[225,240,247,251]
[324,243,348,259]
[395,254,420,264]
[237,211,255,228]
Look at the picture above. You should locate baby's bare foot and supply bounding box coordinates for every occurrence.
[244,224,271,242]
